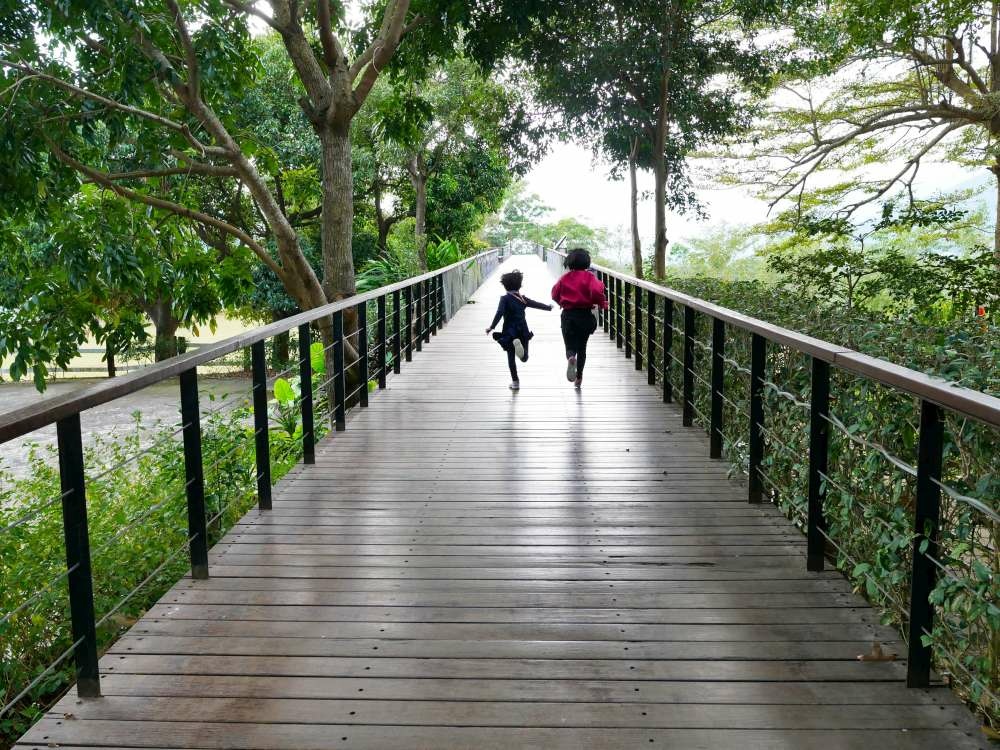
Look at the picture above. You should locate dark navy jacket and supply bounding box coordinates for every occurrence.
[489,292,551,347]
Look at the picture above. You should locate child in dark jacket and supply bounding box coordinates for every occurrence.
[551,248,608,389]
[486,269,553,390]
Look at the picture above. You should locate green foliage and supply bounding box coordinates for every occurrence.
[763,203,1000,318]
[0,191,253,388]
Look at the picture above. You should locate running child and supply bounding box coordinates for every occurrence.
[550,248,608,389]
[486,269,553,390]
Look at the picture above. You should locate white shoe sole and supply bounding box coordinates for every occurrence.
[566,357,577,382]
[513,339,526,362]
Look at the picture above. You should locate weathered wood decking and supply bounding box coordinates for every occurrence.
[19,256,985,749]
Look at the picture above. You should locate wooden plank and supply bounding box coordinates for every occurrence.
[17,719,985,750]
[48,697,974,730]
[110,636,899,661]
[130,618,899,642]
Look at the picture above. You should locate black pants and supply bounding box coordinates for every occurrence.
[561,308,597,378]
[504,337,529,381]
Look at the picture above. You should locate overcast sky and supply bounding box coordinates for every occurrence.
[523,140,986,256]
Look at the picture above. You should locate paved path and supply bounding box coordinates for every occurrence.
[17,256,985,749]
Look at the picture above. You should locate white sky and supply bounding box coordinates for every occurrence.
[523,141,986,259]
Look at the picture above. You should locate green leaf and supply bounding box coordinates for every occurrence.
[273,378,295,404]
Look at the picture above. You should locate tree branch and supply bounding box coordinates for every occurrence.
[316,0,345,71]
[222,0,286,33]
[97,164,238,181]
[351,0,413,111]
[165,0,200,100]
[46,137,285,280]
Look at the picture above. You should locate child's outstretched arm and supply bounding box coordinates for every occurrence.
[523,296,554,311]
[486,296,506,333]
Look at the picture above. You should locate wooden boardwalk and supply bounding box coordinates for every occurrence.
[19,256,985,749]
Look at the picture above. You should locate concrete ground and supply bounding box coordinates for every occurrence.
[0,377,251,483]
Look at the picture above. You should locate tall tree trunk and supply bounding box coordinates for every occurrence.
[652,152,668,279]
[319,123,363,419]
[144,299,180,362]
[629,137,643,278]
[410,156,429,271]
[320,124,357,303]
[374,181,391,253]
[105,340,116,378]
[271,311,291,369]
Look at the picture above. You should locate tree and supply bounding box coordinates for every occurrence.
[0,189,251,386]
[765,200,996,315]
[737,0,1000,267]
[482,182,553,251]
[508,0,777,278]
[667,225,771,282]
[376,56,530,268]
[0,0,463,401]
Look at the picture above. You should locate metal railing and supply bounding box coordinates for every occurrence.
[0,249,499,719]
[542,248,999,710]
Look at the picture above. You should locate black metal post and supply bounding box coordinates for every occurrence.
[332,311,346,431]
[907,399,944,688]
[392,289,402,373]
[357,301,369,408]
[807,357,830,571]
[663,299,673,403]
[748,333,766,504]
[608,276,620,341]
[179,368,208,579]
[624,280,632,358]
[710,318,725,459]
[404,286,413,362]
[250,341,272,510]
[682,305,695,427]
[298,324,315,464]
[56,414,100,698]
[615,279,625,349]
[432,275,442,333]
[376,296,387,389]
[422,278,431,344]
[634,284,643,371]
[415,280,423,352]
[602,272,610,334]
[646,290,656,385]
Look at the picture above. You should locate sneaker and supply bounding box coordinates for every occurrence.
[574,378,582,390]
[509,381,520,391]
[513,339,526,362]
[566,355,577,382]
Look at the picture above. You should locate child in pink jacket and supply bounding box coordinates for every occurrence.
[550,248,608,388]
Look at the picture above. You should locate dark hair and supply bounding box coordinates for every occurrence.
[564,248,591,270]
[500,270,523,291]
